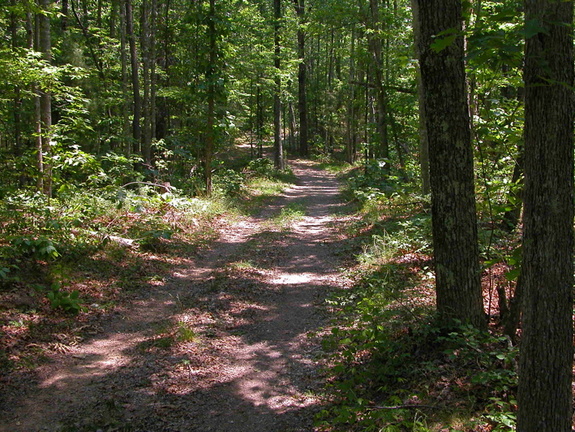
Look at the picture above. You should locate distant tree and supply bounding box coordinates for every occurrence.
[204,0,217,194]
[273,0,284,169]
[37,0,53,197]
[413,0,485,328]
[293,0,308,157]
[125,0,141,152]
[410,0,429,195]
[517,0,574,430]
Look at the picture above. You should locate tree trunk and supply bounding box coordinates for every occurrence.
[119,0,131,154]
[411,0,430,194]
[140,0,152,166]
[501,143,523,230]
[346,27,358,163]
[38,0,53,197]
[9,0,22,157]
[294,0,308,157]
[517,1,574,430]
[413,0,485,329]
[61,0,68,31]
[150,0,157,149]
[366,0,389,160]
[155,0,171,140]
[273,0,284,169]
[125,0,141,152]
[204,0,217,195]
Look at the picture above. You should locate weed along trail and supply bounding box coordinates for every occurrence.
[1,160,349,432]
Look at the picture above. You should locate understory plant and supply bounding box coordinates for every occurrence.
[318,176,518,431]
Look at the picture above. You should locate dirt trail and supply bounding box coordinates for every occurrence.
[1,160,348,432]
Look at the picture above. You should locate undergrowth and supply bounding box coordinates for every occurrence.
[0,154,293,375]
[317,160,518,432]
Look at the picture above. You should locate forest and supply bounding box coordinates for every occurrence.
[0,0,573,431]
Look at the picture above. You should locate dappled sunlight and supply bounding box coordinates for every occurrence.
[2,160,349,431]
[40,332,146,388]
[270,272,316,285]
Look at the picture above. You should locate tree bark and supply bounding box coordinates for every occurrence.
[294,0,308,157]
[140,0,152,166]
[119,0,131,154]
[38,0,53,197]
[9,0,22,157]
[273,0,284,169]
[204,0,217,195]
[413,0,485,328]
[501,143,523,231]
[410,0,430,194]
[125,0,141,152]
[366,0,389,160]
[517,1,574,430]
[346,27,358,163]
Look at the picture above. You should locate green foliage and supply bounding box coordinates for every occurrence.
[175,321,197,343]
[44,282,84,314]
[245,158,276,178]
[431,28,460,53]
[345,160,413,205]
[213,168,246,197]
[137,227,174,253]
[320,300,518,431]
[319,183,517,431]
[0,263,20,289]
[10,236,60,261]
[358,214,432,265]
[440,325,518,431]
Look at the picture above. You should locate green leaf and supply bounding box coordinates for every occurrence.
[523,19,548,39]
[505,268,520,281]
[431,28,459,53]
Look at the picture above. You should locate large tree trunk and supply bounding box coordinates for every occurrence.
[517,1,574,430]
[413,0,485,328]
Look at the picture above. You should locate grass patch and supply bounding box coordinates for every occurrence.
[267,202,306,230]
[229,260,257,270]
[175,321,198,343]
[239,175,296,215]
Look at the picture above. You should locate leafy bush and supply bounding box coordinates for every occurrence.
[10,236,60,261]
[137,228,174,252]
[44,282,84,314]
[213,168,246,197]
[245,157,276,178]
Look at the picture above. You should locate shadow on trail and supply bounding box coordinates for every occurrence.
[0,161,348,432]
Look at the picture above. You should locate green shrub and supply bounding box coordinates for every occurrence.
[245,157,276,178]
[213,168,246,197]
[10,236,60,261]
[44,282,84,314]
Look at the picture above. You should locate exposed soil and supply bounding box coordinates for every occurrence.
[1,160,350,432]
